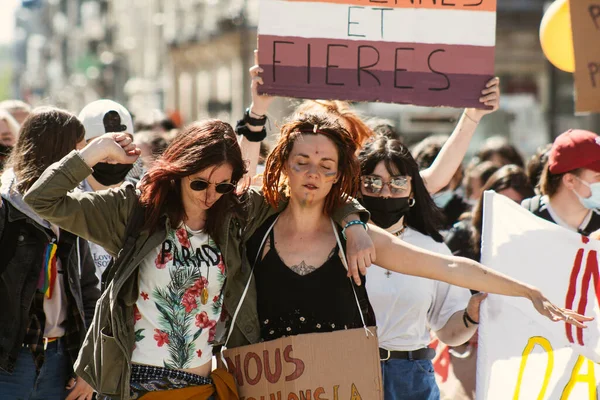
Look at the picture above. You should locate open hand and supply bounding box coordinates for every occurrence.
[529,288,594,328]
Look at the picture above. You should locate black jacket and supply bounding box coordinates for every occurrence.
[0,198,99,373]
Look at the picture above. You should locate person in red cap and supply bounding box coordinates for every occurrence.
[522,129,600,235]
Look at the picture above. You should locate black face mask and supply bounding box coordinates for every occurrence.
[92,163,133,186]
[359,195,412,229]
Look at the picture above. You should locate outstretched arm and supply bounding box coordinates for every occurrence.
[369,223,591,327]
[420,77,500,194]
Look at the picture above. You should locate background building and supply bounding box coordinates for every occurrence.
[7,0,600,152]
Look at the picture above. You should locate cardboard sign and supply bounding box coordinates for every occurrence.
[571,0,600,113]
[476,193,600,400]
[257,0,496,108]
[222,328,383,400]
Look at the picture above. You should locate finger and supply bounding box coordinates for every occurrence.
[479,93,498,103]
[365,252,373,268]
[350,260,362,286]
[563,314,586,328]
[561,309,595,321]
[126,150,142,159]
[254,49,259,66]
[65,390,78,400]
[369,247,376,263]
[114,134,131,144]
[480,85,498,95]
[486,77,500,88]
[347,254,358,280]
[353,269,362,286]
[122,143,138,153]
[357,257,367,277]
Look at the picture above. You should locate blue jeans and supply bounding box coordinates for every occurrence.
[381,359,440,400]
[0,340,71,400]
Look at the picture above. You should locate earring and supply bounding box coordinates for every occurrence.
[408,198,416,207]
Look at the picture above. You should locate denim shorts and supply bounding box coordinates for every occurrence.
[381,358,440,400]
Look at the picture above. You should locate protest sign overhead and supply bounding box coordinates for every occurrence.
[570,0,600,113]
[476,192,600,400]
[257,0,496,108]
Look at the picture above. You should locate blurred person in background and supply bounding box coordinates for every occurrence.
[462,161,500,206]
[134,130,169,171]
[134,109,177,133]
[0,100,32,125]
[412,135,469,230]
[0,110,20,169]
[367,118,405,142]
[475,136,524,168]
[526,143,552,194]
[77,99,140,287]
[522,129,600,235]
[446,165,535,263]
[0,107,98,400]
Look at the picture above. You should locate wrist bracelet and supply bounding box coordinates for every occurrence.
[236,121,267,142]
[342,220,368,240]
[463,112,480,124]
[462,309,479,328]
[244,108,267,127]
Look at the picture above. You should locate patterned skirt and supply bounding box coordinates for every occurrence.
[98,364,214,399]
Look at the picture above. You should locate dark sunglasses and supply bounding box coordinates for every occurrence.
[361,175,411,195]
[189,179,236,194]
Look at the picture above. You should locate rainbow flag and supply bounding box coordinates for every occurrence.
[258,0,496,108]
[38,243,58,299]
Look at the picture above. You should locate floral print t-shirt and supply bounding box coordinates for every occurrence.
[131,225,226,369]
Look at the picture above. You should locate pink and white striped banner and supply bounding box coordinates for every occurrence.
[258,0,497,107]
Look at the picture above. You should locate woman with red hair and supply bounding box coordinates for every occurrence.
[23,119,368,400]
[241,112,590,349]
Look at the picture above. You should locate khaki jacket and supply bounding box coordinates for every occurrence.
[24,150,366,399]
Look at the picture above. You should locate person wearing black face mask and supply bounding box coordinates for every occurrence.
[358,135,487,400]
[77,100,139,288]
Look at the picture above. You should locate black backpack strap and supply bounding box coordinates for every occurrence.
[100,196,146,292]
[522,195,554,223]
[580,212,600,236]
[0,199,26,276]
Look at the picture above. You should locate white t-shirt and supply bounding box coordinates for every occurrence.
[80,179,113,288]
[366,228,470,351]
[131,225,226,369]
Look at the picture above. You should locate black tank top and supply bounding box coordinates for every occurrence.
[247,215,374,342]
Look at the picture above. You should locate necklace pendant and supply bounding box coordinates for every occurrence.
[201,287,209,305]
[385,270,392,278]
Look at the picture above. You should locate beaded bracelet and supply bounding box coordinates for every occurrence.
[342,220,368,240]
